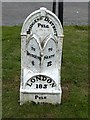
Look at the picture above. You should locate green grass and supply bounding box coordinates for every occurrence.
[2,25,88,118]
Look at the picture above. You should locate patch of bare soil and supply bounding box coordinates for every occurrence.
[61,81,72,103]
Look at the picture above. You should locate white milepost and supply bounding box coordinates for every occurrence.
[20,7,64,105]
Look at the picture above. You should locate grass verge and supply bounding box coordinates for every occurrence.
[2,25,88,118]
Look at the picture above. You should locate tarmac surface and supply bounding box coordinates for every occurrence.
[2,2,88,26]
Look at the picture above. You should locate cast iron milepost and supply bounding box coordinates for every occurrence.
[20,7,64,105]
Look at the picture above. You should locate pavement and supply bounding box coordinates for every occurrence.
[2,2,88,26]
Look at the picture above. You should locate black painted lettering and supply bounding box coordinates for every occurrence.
[26,82,32,87]
[32,61,35,66]
[37,96,47,100]
[38,23,49,28]
[44,17,49,22]
[49,55,54,59]
[54,33,57,36]
[39,84,42,89]
[34,19,37,23]
[53,25,56,29]
[27,16,57,36]
[31,78,35,83]
[36,84,47,89]
[44,55,48,60]
[27,30,30,34]
[27,75,56,89]
[43,84,47,89]
[44,17,57,36]
[27,52,41,60]
[36,84,42,89]
[42,76,47,81]
[36,84,38,88]
[44,54,55,60]
[36,75,41,81]
[51,82,56,87]
[48,48,53,51]
[44,96,46,99]
[47,61,52,67]
[38,23,41,27]
[27,51,30,55]
[35,95,38,99]
[31,47,35,51]
[49,54,55,59]
[47,78,52,83]
[49,21,54,26]
[27,17,42,34]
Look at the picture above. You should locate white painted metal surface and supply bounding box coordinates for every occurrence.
[20,7,64,105]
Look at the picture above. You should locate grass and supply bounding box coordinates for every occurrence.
[2,25,88,118]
